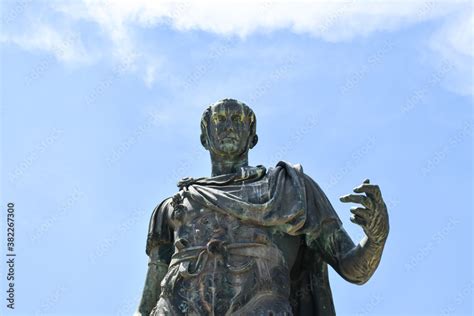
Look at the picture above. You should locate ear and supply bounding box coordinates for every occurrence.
[249,134,258,149]
[200,134,209,150]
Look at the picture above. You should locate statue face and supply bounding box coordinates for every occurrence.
[206,103,252,157]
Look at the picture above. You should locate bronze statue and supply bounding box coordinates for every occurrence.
[136,99,389,316]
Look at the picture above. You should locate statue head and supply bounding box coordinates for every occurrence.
[200,99,258,158]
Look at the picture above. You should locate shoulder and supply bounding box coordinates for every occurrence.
[266,160,304,177]
[148,197,175,229]
[146,197,175,255]
[151,197,173,216]
[274,160,304,172]
[271,161,313,184]
[274,161,322,185]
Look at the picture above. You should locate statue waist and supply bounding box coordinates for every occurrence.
[169,241,284,277]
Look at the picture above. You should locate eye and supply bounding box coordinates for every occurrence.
[231,115,241,123]
[212,115,226,124]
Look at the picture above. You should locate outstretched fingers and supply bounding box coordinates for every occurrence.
[350,214,367,226]
[340,194,373,209]
[350,206,371,218]
[353,180,382,200]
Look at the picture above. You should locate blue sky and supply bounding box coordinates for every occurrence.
[1,1,472,315]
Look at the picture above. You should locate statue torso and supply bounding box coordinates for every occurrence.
[159,177,301,315]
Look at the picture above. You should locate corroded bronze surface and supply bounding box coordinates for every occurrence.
[136,99,389,316]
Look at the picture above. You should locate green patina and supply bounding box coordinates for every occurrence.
[136,99,389,316]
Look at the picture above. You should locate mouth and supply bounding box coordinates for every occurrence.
[220,138,237,145]
[220,134,238,142]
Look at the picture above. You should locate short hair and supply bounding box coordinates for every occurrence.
[200,98,257,148]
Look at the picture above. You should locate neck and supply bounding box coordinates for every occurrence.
[210,153,249,176]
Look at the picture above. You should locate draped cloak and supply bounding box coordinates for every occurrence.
[147,161,343,315]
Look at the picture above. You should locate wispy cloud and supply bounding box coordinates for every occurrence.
[0,22,89,64]
[1,0,472,94]
[429,10,473,95]
[58,1,466,38]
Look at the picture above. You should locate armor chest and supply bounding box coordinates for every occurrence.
[169,196,272,249]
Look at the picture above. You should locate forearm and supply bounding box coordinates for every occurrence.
[314,223,387,285]
[336,179,389,284]
[338,235,386,285]
[136,247,169,316]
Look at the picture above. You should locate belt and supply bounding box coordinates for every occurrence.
[169,240,283,278]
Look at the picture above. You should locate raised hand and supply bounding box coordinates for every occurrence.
[339,179,389,244]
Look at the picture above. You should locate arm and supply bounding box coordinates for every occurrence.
[315,222,387,285]
[135,199,174,315]
[339,235,387,285]
[135,245,171,316]
[312,179,389,285]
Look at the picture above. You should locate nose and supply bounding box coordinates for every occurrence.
[224,117,234,131]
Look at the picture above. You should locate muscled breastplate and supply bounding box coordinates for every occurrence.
[159,184,294,315]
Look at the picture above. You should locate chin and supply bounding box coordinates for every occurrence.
[215,144,244,156]
[220,147,240,155]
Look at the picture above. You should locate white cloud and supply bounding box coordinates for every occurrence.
[429,10,473,95]
[144,60,163,88]
[58,0,468,39]
[0,22,90,64]
[1,0,472,94]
